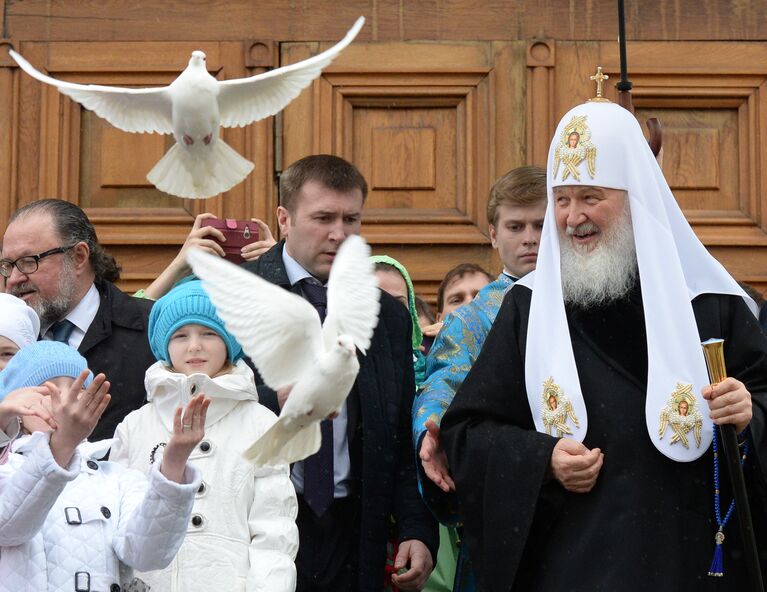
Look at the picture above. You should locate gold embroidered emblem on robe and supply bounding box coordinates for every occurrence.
[658,382,703,449]
[541,377,580,437]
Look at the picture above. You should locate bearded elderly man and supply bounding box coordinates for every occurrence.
[1,200,154,440]
[441,99,767,591]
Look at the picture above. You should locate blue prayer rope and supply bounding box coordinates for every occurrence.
[709,425,748,577]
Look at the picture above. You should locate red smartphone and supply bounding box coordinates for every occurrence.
[199,219,260,264]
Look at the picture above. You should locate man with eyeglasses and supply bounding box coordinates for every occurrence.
[1,199,155,440]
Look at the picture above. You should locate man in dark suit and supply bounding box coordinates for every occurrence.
[1,199,154,440]
[242,155,437,592]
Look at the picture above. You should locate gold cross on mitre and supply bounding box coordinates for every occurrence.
[587,66,611,103]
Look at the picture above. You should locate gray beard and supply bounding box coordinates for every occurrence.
[560,204,638,308]
[18,255,78,327]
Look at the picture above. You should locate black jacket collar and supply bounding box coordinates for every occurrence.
[242,240,291,288]
[79,281,149,354]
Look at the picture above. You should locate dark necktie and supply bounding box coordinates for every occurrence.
[300,279,334,516]
[50,319,76,344]
[301,280,327,322]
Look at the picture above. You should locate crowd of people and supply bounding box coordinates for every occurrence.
[0,97,766,592]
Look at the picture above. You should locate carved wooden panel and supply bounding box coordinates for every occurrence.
[340,74,490,239]
[5,40,278,291]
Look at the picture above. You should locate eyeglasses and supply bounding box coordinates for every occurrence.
[0,245,76,278]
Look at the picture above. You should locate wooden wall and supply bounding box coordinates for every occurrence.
[1,1,766,301]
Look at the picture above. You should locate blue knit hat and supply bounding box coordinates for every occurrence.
[0,341,93,401]
[148,279,242,363]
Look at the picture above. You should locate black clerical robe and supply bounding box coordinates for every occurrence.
[441,282,767,592]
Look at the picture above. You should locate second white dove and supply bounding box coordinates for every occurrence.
[186,234,380,466]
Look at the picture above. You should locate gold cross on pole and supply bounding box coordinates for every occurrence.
[588,66,611,103]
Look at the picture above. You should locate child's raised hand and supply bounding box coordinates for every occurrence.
[49,371,111,468]
[170,394,210,452]
[160,394,210,484]
[0,385,57,431]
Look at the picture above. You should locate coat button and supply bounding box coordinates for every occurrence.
[191,514,203,527]
[110,585,121,592]
[199,441,211,452]
[197,482,206,494]
[101,506,111,519]
[190,383,198,395]
[86,460,98,470]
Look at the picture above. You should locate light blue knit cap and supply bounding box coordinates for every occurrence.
[148,279,243,363]
[0,340,93,400]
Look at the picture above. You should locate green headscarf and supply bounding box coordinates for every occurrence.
[370,255,427,387]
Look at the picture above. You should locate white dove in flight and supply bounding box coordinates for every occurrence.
[9,17,364,199]
[186,234,380,466]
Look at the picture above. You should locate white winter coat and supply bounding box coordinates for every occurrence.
[110,360,298,592]
[0,431,201,592]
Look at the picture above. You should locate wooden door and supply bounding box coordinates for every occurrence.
[5,34,767,300]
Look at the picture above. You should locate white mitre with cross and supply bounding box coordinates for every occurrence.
[517,96,755,462]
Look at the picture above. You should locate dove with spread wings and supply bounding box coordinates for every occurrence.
[9,17,364,200]
[186,234,380,466]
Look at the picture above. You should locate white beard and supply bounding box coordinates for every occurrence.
[560,203,638,308]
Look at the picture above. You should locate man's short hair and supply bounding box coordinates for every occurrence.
[486,165,547,226]
[9,199,121,283]
[436,263,493,313]
[279,154,368,213]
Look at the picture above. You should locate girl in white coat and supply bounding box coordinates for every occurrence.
[110,279,298,592]
[0,340,208,592]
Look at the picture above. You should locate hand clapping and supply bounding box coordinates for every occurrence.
[48,370,111,468]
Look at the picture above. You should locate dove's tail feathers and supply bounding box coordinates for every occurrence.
[243,419,322,467]
[147,139,254,199]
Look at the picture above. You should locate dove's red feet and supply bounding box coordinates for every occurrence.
[183,134,194,146]
[203,133,213,145]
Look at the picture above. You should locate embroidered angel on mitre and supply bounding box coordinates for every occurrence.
[552,115,597,182]
[541,377,580,438]
[658,382,703,449]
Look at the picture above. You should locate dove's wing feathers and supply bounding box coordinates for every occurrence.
[244,418,321,466]
[10,49,173,134]
[217,16,364,128]
[186,248,324,389]
[324,235,381,353]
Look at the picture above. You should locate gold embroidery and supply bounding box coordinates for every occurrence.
[541,377,580,437]
[658,382,703,449]
[552,115,597,182]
